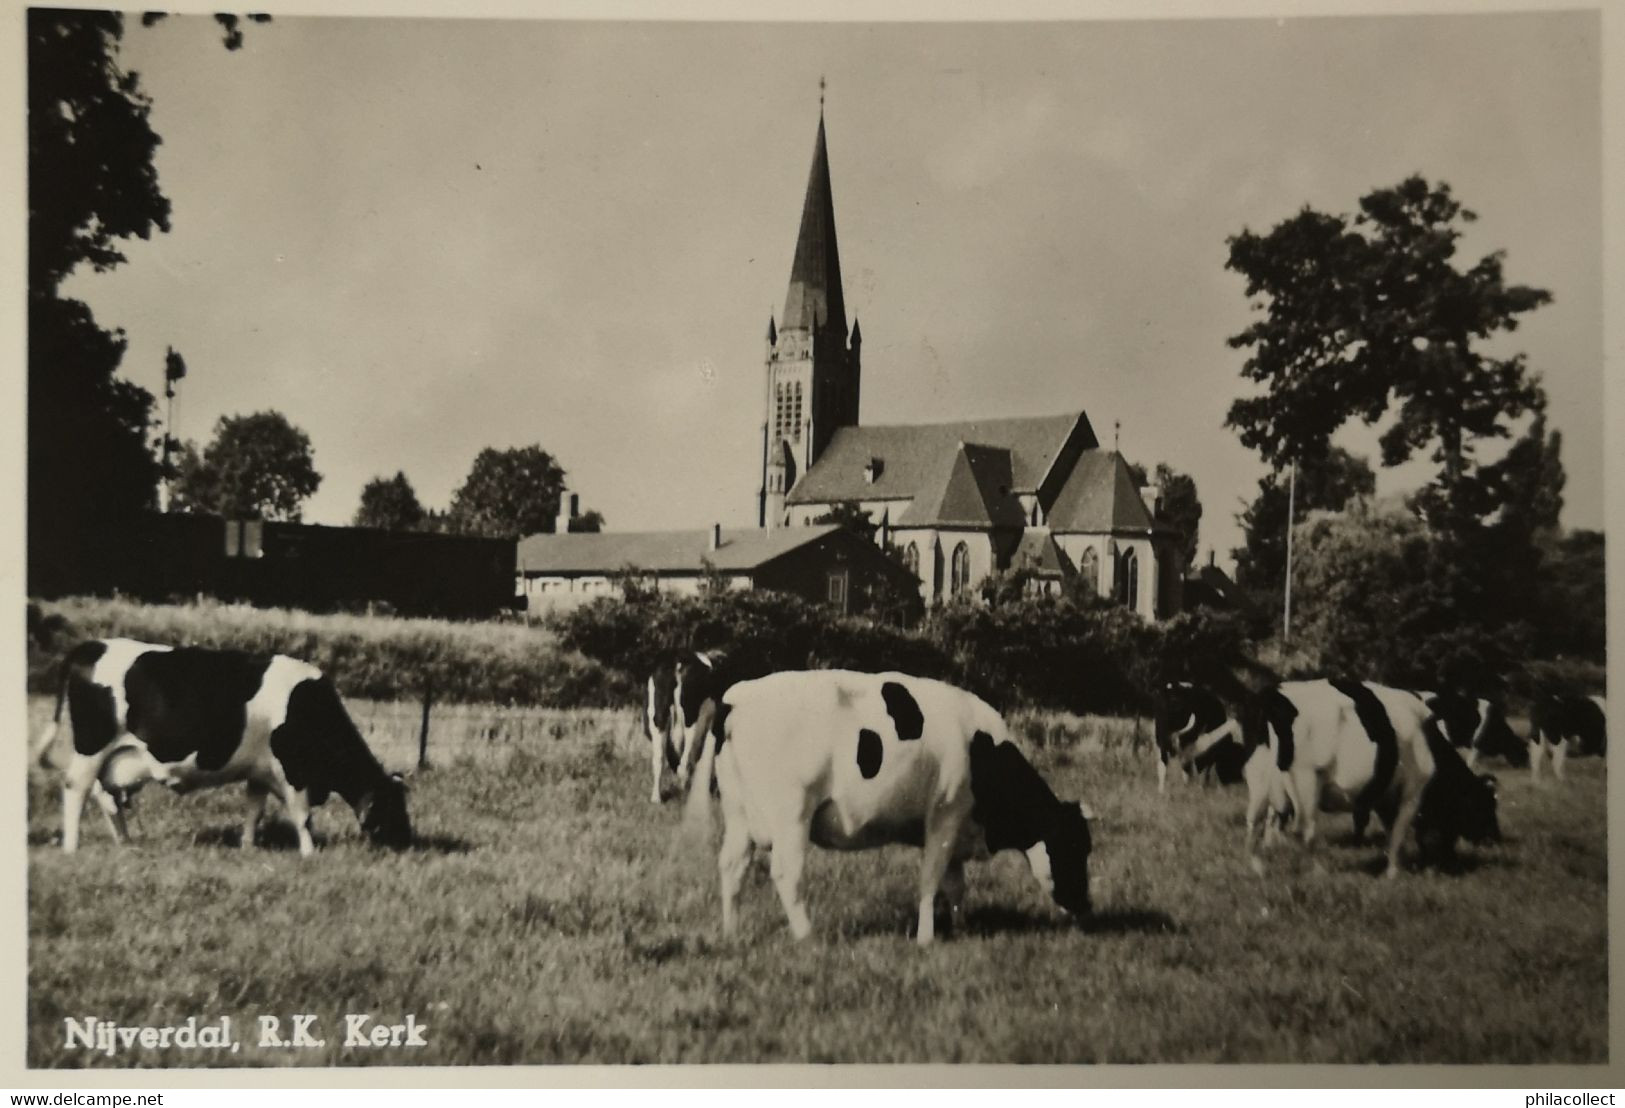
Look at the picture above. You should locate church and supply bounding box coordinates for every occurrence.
[757,107,1186,619]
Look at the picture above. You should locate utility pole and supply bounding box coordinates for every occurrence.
[1282,460,1297,641]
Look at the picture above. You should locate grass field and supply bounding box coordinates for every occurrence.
[26,697,1608,1067]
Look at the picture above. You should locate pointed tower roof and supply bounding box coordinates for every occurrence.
[781,115,848,336]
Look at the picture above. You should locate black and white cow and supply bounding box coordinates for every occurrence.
[1152,681,1248,793]
[1241,678,1499,878]
[1528,692,1607,781]
[643,659,682,803]
[684,670,1093,945]
[43,638,412,855]
[1410,690,1528,770]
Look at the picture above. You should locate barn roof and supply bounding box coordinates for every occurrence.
[516,525,846,576]
[786,411,1093,506]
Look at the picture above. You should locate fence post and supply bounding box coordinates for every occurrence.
[418,679,433,770]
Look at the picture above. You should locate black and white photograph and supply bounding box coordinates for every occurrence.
[14,0,1614,1074]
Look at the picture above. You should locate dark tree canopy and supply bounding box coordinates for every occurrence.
[1233,446,1375,590]
[355,471,427,532]
[448,445,598,538]
[1225,176,1550,527]
[1128,462,1203,568]
[811,501,878,541]
[173,410,322,521]
[27,9,267,595]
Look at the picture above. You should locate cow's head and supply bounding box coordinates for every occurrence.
[969,730,1091,920]
[646,658,678,735]
[358,772,413,850]
[1457,772,1502,845]
[675,651,720,729]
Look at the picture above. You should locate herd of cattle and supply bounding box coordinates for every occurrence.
[27,633,1608,947]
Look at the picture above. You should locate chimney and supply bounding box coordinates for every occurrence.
[556,490,578,533]
[708,523,722,552]
[1208,550,1216,569]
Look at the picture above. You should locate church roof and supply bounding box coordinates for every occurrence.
[517,525,845,576]
[786,411,1092,506]
[1013,529,1075,578]
[1045,450,1159,533]
[903,442,1029,527]
[780,116,847,336]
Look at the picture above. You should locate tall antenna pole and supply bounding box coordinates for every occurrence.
[1283,459,1297,641]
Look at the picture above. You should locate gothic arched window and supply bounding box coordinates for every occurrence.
[903,542,919,577]
[1116,547,1139,612]
[950,542,971,595]
[791,381,804,441]
[1079,546,1099,598]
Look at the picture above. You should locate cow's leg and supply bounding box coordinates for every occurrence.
[939,859,968,936]
[1243,764,1273,876]
[767,810,814,941]
[1351,805,1370,844]
[915,804,966,946]
[1552,738,1569,781]
[717,818,752,938]
[1384,777,1427,880]
[279,787,316,858]
[648,725,666,804]
[60,752,110,855]
[93,784,131,844]
[242,781,270,849]
[1156,755,1168,794]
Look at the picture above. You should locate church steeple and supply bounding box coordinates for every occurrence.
[759,92,861,530]
[780,114,847,339]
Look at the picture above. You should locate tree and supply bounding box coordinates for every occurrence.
[27,10,267,594]
[1225,176,1550,529]
[354,471,426,531]
[810,501,878,542]
[448,445,599,538]
[1128,462,1202,568]
[173,411,322,521]
[1234,446,1375,591]
[1289,500,1529,693]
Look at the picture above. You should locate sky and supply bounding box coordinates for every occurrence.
[58,8,1604,570]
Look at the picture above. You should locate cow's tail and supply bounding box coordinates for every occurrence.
[681,700,731,841]
[30,656,71,769]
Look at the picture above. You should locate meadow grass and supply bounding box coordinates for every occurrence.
[26,698,1607,1066]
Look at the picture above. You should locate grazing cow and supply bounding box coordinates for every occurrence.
[1412,720,1501,866]
[643,659,681,803]
[684,670,1092,945]
[44,639,412,855]
[1241,678,1499,879]
[1528,692,1607,781]
[1409,690,1527,771]
[672,650,728,788]
[1153,681,1248,792]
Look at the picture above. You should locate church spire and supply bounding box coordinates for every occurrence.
[781,104,847,338]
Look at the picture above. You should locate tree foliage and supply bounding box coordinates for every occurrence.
[1128,462,1202,567]
[1233,446,1375,591]
[354,471,427,532]
[1225,176,1550,527]
[27,10,266,594]
[173,410,322,521]
[811,501,878,541]
[448,445,600,538]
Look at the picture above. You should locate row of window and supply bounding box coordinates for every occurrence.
[773,380,804,443]
[896,540,1142,608]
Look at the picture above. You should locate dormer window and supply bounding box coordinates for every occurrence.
[864,457,883,484]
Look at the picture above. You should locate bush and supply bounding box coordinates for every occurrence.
[27,596,636,708]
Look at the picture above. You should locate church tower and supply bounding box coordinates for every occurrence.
[759,100,861,529]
